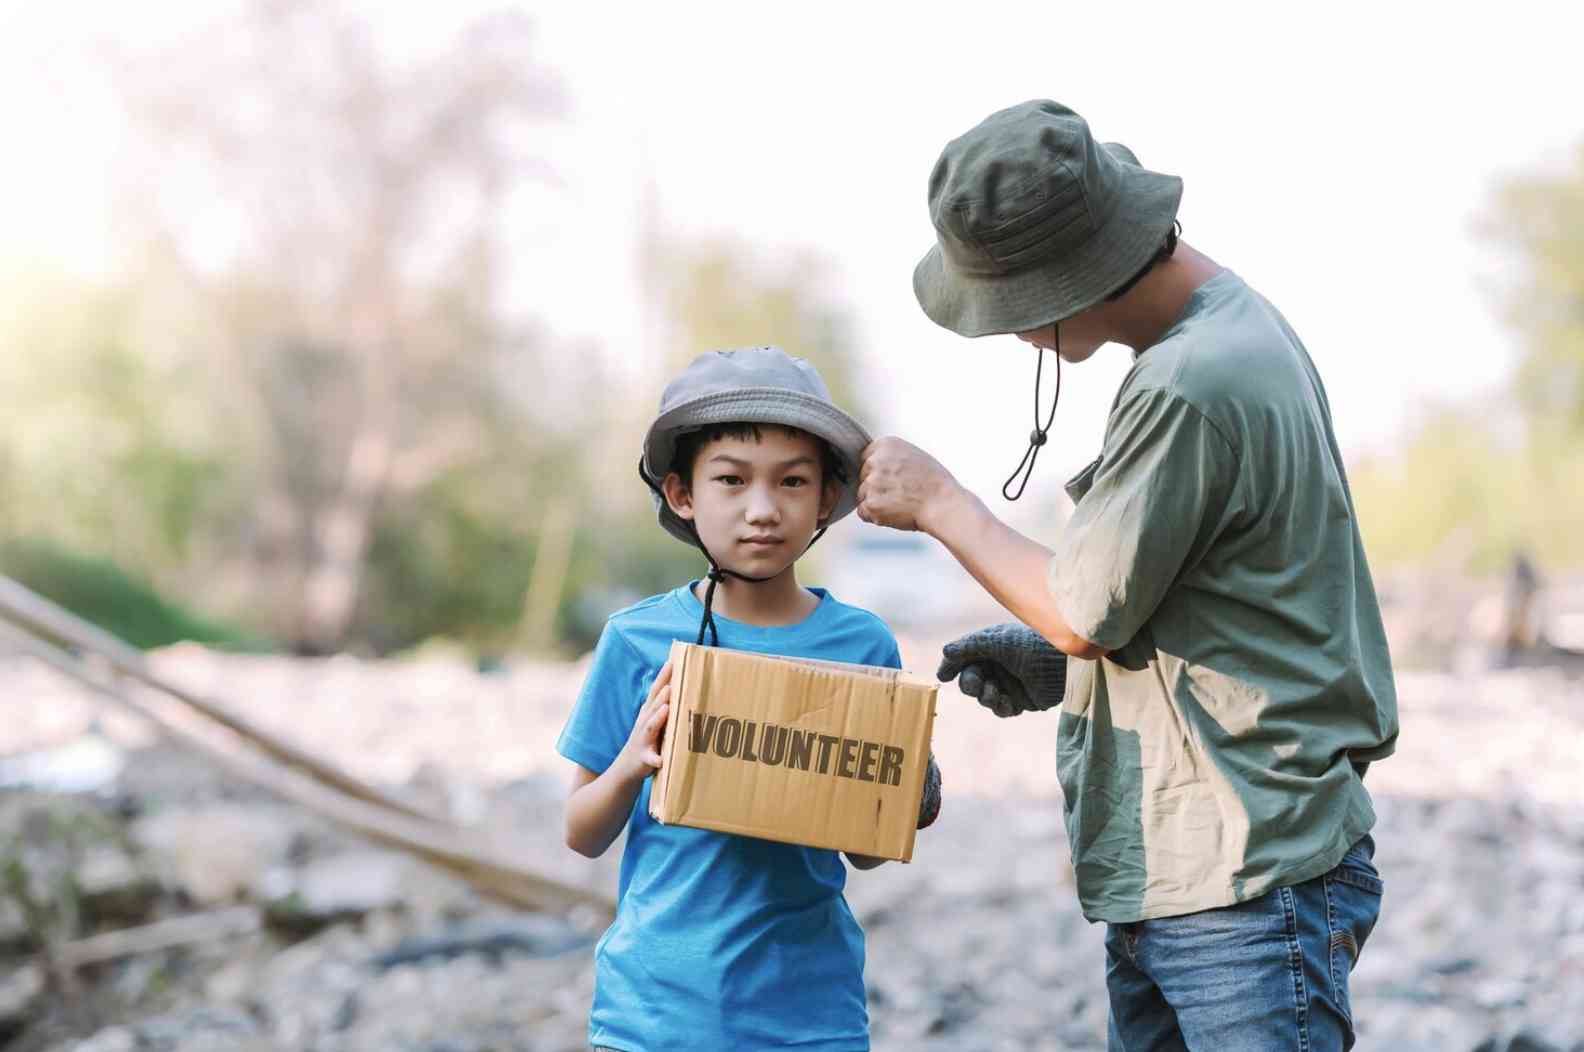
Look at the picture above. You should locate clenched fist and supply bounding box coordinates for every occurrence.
[937,623,1068,718]
[856,436,962,533]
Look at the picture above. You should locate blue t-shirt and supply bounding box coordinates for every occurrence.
[557,582,902,1052]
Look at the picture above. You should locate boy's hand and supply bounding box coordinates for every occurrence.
[917,753,942,829]
[851,753,943,870]
[616,660,673,783]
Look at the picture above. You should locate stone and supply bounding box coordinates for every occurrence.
[924,980,985,1036]
[1425,953,1479,977]
[0,898,32,956]
[67,1026,138,1052]
[131,803,301,905]
[263,851,409,937]
[6,643,1584,1052]
[1472,1033,1566,1052]
[0,732,125,795]
[0,963,43,1045]
[367,914,594,971]
[1473,978,1530,1011]
[76,845,160,927]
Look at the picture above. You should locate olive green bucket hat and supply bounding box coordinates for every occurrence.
[913,99,1183,338]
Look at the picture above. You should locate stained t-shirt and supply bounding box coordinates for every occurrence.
[1048,270,1399,923]
[557,583,902,1052]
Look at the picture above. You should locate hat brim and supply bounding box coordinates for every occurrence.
[912,149,1184,338]
[642,388,873,547]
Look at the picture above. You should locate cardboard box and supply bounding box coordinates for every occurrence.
[649,641,938,862]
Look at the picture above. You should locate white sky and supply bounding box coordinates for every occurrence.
[4,0,1581,516]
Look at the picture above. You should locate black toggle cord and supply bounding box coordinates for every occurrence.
[1001,326,1062,502]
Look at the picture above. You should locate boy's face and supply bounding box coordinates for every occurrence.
[663,429,840,578]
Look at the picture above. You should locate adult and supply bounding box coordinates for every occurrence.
[857,99,1399,1051]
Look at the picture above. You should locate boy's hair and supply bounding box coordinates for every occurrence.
[670,423,849,490]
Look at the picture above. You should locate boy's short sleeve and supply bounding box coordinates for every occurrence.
[556,624,651,774]
[1049,386,1237,652]
[868,624,904,672]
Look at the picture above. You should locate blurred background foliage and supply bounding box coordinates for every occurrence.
[1349,141,1584,574]
[0,1,865,658]
[1,0,1579,659]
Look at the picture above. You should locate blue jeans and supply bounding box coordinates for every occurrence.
[1105,835,1383,1052]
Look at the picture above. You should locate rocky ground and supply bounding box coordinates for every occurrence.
[1,635,1582,1052]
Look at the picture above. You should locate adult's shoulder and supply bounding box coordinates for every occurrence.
[1120,271,1306,446]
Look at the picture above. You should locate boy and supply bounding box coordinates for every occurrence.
[558,346,941,1052]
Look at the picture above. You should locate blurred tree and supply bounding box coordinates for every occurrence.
[0,273,235,580]
[6,16,875,657]
[1350,404,1524,571]
[109,0,567,652]
[1482,142,1584,436]
[1350,408,1584,572]
[543,237,877,651]
[516,232,878,655]
[652,241,874,425]
[0,538,265,651]
[1351,142,1584,573]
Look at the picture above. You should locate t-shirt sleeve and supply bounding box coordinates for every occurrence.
[1049,386,1237,651]
[556,623,651,774]
[830,613,904,671]
[876,634,903,672]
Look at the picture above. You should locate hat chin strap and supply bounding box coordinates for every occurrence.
[1002,325,1062,501]
[638,457,830,647]
[687,525,829,647]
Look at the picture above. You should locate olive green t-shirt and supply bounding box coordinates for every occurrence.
[1048,269,1398,923]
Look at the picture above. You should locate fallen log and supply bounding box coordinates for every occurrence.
[0,617,614,918]
[56,906,263,971]
[0,576,437,823]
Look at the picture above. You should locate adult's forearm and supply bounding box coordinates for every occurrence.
[565,765,646,858]
[923,487,1106,659]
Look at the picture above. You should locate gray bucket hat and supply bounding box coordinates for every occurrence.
[913,99,1184,338]
[640,346,871,546]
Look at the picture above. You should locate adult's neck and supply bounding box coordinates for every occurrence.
[1106,241,1224,353]
[695,566,819,627]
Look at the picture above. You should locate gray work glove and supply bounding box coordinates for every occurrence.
[916,753,941,830]
[936,623,1068,718]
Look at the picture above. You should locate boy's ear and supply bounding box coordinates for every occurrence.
[817,477,841,526]
[662,472,695,521]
